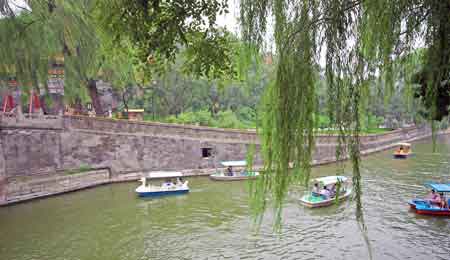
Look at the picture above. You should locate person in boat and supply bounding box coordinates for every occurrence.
[442,195,449,209]
[425,189,441,205]
[320,186,331,199]
[329,184,337,197]
[226,166,234,176]
[438,193,448,209]
[312,183,320,196]
[176,177,184,186]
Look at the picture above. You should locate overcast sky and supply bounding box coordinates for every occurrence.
[8,0,240,30]
[216,0,240,33]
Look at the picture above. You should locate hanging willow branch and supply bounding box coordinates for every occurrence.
[241,0,449,233]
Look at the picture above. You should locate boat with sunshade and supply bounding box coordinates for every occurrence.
[299,176,352,208]
[135,171,189,197]
[209,160,259,181]
[408,182,450,216]
[393,142,413,159]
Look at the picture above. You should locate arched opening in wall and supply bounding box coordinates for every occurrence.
[201,147,213,158]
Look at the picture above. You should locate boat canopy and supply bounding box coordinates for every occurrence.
[312,176,348,186]
[395,142,411,147]
[221,160,247,167]
[127,109,145,113]
[425,183,450,193]
[147,171,183,178]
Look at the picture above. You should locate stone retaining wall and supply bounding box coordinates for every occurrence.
[0,114,436,205]
[4,169,110,204]
[64,116,258,143]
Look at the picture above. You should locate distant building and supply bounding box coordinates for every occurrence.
[126,109,144,121]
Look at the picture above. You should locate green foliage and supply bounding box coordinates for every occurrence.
[63,164,94,175]
[317,115,331,129]
[246,144,256,172]
[165,110,212,126]
[162,109,254,129]
[215,110,243,128]
[240,1,449,242]
[97,0,234,80]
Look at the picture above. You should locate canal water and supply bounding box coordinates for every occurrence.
[1,137,449,260]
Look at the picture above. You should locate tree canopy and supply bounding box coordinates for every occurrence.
[0,0,236,114]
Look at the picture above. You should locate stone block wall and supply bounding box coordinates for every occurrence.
[5,169,110,204]
[0,114,435,205]
[1,128,62,177]
[0,113,63,129]
[58,129,257,174]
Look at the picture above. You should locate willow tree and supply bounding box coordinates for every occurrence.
[0,1,101,112]
[0,0,236,115]
[240,0,449,226]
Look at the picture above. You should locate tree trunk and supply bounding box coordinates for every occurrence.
[15,92,23,119]
[122,91,129,119]
[87,79,103,116]
[39,95,49,115]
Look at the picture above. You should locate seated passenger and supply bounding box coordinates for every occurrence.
[320,186,331,199]
[329,184,337,197]
[425,189,441,205]
[312,183,320,196]
[438,193,447,208]
[226,166,234,176]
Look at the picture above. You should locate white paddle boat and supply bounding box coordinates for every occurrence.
[135,171,189,197]
[209,161,259,181]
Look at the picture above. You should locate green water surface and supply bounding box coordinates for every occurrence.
[1,137,449,260]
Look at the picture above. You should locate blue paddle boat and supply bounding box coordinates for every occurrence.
[135,171,189,197]
[408,182,450,216]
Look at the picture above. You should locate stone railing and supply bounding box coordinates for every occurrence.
[63,115,259,143]
[312,125,432,165]
[0,112,63,130]
[63,116,431,145]
[1,113,431,147]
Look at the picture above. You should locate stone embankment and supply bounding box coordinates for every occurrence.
[0,113,437,205]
